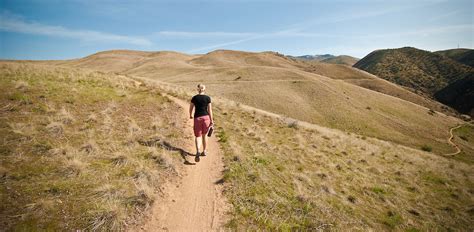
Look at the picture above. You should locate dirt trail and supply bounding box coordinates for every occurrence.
[136,94,228,232]
[445,124,463,156]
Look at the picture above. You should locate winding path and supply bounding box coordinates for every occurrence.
[445,124,463,156]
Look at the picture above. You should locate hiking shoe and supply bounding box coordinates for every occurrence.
[195,152,200,162]
[201,151,206,156]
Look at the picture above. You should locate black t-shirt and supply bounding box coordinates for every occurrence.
[191,94,211,117]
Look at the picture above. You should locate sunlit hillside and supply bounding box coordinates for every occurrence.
[0,62,187,230]
[53,49,463,156]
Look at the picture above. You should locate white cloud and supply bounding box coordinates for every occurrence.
[186,35,264,53]
[156,31,256,38]
[0,11,152,46]
[168,22,473,54]
[183,31,339,53]
[183,1,451,53]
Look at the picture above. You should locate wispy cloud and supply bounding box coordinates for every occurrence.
[183,8,407,53]
[184,31,344,53]
[184,1,451,53]
[186,35,265,53]
[0,11,152,46]
[168,22,472,53]
[156,31,256,38]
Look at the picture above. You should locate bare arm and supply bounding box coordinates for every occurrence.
[207,103,213,124]
[189,102,194,119]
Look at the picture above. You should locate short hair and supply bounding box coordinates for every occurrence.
[197,83,206,92]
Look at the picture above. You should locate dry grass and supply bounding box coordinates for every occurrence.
[451,124,474,164]
[53,49,461,155]
[194,79,460,155]
[1,61,473,231]
[0,62,185,230]
[320,55,359,66]
[213,101,474,231]
[127,77,474,230]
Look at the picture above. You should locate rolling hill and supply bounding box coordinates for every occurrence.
[320,55,359,66]
[287,54,335,61]
[353,47,474,116]
[435,48,474,67]
[46,49,464,155]
[353,47,473,96]
[287,54,359,66]
[2,61,473,231]
[59,49,451,115]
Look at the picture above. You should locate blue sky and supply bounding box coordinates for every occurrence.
[0,0,472,60]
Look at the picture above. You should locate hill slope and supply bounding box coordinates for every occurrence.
[213,95,474,231]
[53,49,465,155]
[353,47,473,97]
[60,49,451,115]
[321,55,359,66]
[3,62,473,231]
[137,78,474,230]
[434,75,474,116]
[287,54,335,61]
[435,48,474,67]
[0,62,189,230]
[59,50,449,113]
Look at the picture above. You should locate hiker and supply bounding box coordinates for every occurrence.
[189,84,213,162]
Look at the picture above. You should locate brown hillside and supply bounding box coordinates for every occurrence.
[62,49,451,115]
[0,62,186,230]
[435,48,474,67]
[189,50,296,68]
[321,55,359,66]
[3,62,472,231]
[353,47,474,96]
[51,49,463,155]
[291,59,451,113]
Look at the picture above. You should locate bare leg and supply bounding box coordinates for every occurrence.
[202,135,207,153]
[195,136,201,153]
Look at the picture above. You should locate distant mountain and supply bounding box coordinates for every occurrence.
[320,55,359,66]
[353,47,474,115]
[353,47,473,95]
[288,54,336,61]
[435,48,474,67]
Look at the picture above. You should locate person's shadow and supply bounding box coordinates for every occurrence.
[137,136,196,165]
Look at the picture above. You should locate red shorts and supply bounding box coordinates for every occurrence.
[193,115,211,137]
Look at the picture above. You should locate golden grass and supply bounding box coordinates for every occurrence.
[3,62,471,231]
[52,49,462,155]
[212,99,474,231]
[0,62,186,230]
[183,78,459,155]
[320,55,359,66]
[451,124,474,164]
[130,76,474,230]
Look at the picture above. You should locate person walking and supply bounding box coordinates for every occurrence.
[189,84,213,162]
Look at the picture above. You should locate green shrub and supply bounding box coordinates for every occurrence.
[420,145,432,152]
[217,129,228,143]
[372,187,386,194]
[382,211,403,228]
